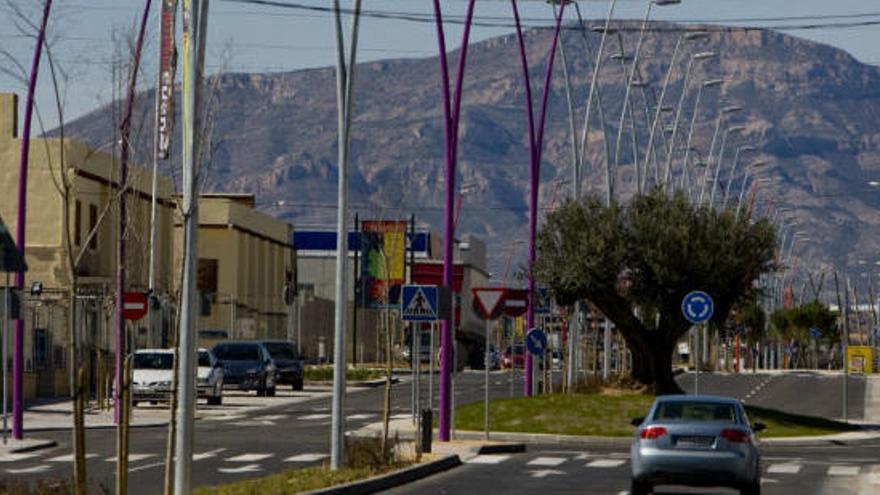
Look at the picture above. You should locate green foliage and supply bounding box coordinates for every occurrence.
[536,188,777,390]
[770,301,839,344]
[740,300,767,345]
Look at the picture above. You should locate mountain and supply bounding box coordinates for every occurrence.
[60,21,880,292]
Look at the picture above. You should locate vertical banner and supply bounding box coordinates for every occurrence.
[360,220,407,308]
[156,0,178,159]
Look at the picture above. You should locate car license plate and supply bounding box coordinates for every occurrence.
[675,435,714,447]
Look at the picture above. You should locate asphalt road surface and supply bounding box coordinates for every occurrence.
[386,441,880,495]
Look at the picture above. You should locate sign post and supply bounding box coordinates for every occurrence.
[682,291,714,395]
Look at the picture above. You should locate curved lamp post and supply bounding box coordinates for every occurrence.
[696,105,742,204]
[680,78,723,191]
[510,0,567,397]
[662,51,715,189]
[735,160,768,218]
[432,0,478,443]
[723,145,757,203]
[706,124,746,205]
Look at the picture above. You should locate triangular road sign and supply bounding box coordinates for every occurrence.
[472,288,506,320]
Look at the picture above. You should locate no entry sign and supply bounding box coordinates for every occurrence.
[123,292,148,321]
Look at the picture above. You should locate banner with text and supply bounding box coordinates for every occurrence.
[156,0,178,160]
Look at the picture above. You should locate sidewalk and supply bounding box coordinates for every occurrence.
[864,374,880,424]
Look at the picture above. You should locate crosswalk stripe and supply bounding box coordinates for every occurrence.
[466,454,511,465]
[586,459,626,468]
[299,413,330,420]
[104,454,155,463]
[347,414,375,420]
[767,463,802,474]
[193,448,227,461]
[46,453,100,462]
[226,453,273,462]
[827,465,860,477]
[6,464,51,474]
[527,457,566,467]
[285,453,328,463]
[0,453,38,463]
[218,463,261,474]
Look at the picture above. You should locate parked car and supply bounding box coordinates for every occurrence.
[630,395,764,495]
[131,349,174,406]
[501,344,525,369]
[212,341,277,396]
[259,340,304,391]
[197,348,224,405]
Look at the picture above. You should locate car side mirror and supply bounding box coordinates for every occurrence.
[213,362,222,369]
[631,417,644,427]
[753,422,767,433]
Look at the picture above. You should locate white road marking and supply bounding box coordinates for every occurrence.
[0,453,38,463]
[6,464,51,474]
[347,414,375,420]
[226,453,273,462]
[47,453,99,462]
[868,466,880,485]
[586,459,626,468]
[527,457,566,467]
[203,414,246,421]
[299,413,331,420]
[827,465,860,477]
[193,448,227,461]
[767,463,802,474]
[285,453,329,463]
[254,414,287,421]
[528,469,565,478]
[129,461,166,473]
[105,454,155,463]
[218,463,262,474]
[466,454,511,464]
[390,414,411,420]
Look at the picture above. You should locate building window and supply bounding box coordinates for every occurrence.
[198,258,219,294]
[33,328,48,370]
[88,204,98,250]
[74,200,82,246]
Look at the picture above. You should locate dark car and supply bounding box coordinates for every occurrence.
[259,340,304,391]
[212,341,277,396]
[502,345,525,369]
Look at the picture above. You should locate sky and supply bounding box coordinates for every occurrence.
[0,0,879,129]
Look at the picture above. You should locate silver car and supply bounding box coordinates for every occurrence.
[630,395,764,495]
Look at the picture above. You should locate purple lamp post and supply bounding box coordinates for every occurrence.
[432,0,477,442]
[510,0,567,396]
[12,0,53,440]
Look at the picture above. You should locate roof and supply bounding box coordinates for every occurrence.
[655,395,741,404]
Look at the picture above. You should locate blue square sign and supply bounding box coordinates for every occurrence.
[401,285,439,322]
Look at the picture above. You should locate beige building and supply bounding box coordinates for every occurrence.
[176,194,295,344]
[0,93,176,399]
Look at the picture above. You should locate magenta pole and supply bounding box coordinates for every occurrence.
[114,0,153,422]
[432,0,477,442]
[510,0,566,396]
[12,0,53,440]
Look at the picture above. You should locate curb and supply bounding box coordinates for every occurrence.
[306,378,399,389]
[476,443,527,455]
[5,439,58,454]
[303,454,461,495]
[24,420,172,433]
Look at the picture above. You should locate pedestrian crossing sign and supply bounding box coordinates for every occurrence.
[401,285,439,322]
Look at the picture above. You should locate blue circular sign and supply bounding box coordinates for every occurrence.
[682,291,714,324]
[525,328,548,356]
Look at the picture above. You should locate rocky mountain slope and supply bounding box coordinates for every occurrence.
[61,21,880,286]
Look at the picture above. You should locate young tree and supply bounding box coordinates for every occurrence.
[536,188,776,393]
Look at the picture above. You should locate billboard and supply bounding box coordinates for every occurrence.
[156,0,178,160]
[359,220,407,309]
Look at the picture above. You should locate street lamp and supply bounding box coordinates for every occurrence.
[662,51,716,189]
[735,160,768,218]
[723,145,757,203]
[680,78,724,191]
[707,125,746,205]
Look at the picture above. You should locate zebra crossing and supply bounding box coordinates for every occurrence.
[463,451,880,484]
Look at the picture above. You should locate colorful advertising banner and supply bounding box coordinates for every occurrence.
[156,0,178,160]
[360,220,407,309]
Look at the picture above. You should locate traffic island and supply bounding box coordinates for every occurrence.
[451,392,865,444]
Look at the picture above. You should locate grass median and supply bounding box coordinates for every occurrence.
[454,392,859,438]
[304,365,386,382]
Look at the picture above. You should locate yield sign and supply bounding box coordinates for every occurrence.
[472,288,506,320]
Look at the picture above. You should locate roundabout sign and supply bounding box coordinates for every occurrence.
[682,291,714,325]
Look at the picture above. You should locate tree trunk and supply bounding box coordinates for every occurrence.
[649,340,682,395]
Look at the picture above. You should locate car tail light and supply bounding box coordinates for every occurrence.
[721,428,750,443]
[640,426,668,440]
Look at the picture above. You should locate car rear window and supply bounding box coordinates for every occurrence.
[214,344,260,361]
[263,342,298,360]
[653,401,738,423]
[198,351,212,367]
[134,353,174,370]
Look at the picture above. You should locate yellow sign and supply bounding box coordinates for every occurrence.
[847,346,874,374]
[515,316,524,337]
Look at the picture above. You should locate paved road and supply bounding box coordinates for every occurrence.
[677,372,867,421]
[0,370,525,493]
[386,441,880,495]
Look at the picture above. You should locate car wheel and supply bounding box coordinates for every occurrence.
[132,401,139,408]
[207,395,222,406]
[630,479,651,495]
[266,386,276,397]
[256,378,266,396]
[740,480,761,495]
[293,379,304,392]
